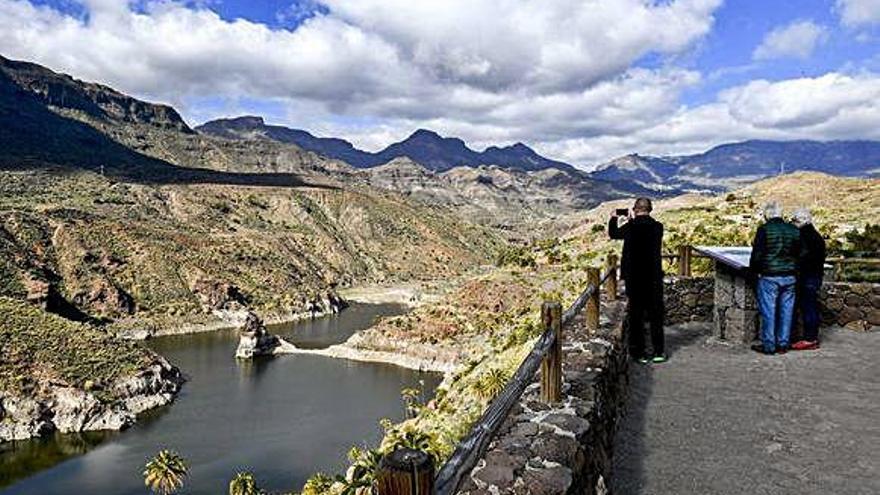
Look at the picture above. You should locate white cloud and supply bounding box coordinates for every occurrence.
[753,20,827,60]
[552,72,880,166]
[836,0,880,27]
[0,0,722,161]
[1,1,878,169]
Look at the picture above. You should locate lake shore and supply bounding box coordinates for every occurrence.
[275,342,457,374]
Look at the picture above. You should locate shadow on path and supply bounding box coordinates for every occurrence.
[613,323,706,494]
[611,324,880,495]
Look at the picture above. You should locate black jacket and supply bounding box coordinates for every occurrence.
[608,215,664,287]
[798,223,826,276]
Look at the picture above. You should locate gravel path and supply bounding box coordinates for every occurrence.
[611,324,880,495]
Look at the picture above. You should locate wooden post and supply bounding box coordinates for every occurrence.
[540,301,562,404]
[604,253,618,300]
[678,245,692,277]
[377,448,435,495]
[585,267,600,332]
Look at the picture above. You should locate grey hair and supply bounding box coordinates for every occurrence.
[763,201,783,220]
[792,207,812,225]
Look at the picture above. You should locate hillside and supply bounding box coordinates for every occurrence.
[0,55,507,333]
[591,140,880,191]
[0,168,505,332]
[357,158,621,234]
[565,172,880,272]
[0,297,183,441]
[315,172,879,492]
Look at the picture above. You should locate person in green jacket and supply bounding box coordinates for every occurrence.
[749,201,801,355]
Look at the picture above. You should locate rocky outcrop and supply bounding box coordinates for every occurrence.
[0,55,191,132]
[192,278,249,311]
[234,311,298,359]
[0,356,184,442]
[74,278,136,316]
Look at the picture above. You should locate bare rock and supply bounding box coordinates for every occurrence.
[1,357,184,442]
[0,394,54,441]
[192,278,248,311]
[235,311,298,359]
[516,466,573,495]
[75,278,135,316]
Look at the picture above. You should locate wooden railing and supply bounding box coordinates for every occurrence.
[374,246,878,494]
[377,254,619,495]
[826,257,880,281]
[663,246,879,280]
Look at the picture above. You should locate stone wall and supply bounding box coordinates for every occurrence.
[456,301,628,495]
[664,277,714,325]
[663,276,880,335]
[819,282,880,331]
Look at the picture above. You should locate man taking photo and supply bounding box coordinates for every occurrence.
[609,197,666,364]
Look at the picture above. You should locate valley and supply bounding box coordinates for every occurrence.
[1,53,878,495]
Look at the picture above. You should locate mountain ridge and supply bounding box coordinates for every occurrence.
[195,116,578,173]
[590,139,880,191]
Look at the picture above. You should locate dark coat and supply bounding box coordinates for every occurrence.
[798,223,827,276]
[608,215,664,292]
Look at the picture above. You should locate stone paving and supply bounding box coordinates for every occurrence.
[612,324,880,495]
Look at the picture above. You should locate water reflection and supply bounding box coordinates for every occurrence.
[0,432,113,487]
[1,303,437,495]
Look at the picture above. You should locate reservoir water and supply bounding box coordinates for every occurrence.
[0,303,439,494]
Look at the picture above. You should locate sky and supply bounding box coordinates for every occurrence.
[1,0,879,168]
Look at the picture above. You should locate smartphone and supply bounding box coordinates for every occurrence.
[615,208,629,216]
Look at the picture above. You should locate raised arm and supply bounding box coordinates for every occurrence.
[608,215,626,240]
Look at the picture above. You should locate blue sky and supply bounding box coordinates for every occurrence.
[1,0,878,166]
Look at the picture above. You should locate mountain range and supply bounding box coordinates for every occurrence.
[196,116,577,173]
[592,141,880,191]
[2,51,878,199]
[198,115,880,192]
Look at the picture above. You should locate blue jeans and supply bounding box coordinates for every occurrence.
[757,275,796,351]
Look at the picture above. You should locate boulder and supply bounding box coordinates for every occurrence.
[235,311,298,359]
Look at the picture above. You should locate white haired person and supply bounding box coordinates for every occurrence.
[791,208,826,351]
[748,201,802,355]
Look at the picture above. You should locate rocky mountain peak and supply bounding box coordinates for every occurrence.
[0,54,192,133]
[408,128,443,140]
[221,115,266,128]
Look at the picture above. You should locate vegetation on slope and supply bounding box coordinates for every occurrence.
[0,169,505,328]
[0,297,152,398]
[296,172,878,493]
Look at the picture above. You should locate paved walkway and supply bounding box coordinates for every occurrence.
[611,324,880,495]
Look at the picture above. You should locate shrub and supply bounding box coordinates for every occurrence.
[495,245,536,268]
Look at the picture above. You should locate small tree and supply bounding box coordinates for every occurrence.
[229,471,260,495]
[143,450,188,495]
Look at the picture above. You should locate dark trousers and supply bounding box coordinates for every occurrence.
[798,274,823,342]
[627,280,665,358]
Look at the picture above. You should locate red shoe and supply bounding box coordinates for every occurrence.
[791,340,819,351]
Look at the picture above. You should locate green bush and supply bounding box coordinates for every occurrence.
[495,245,536,268]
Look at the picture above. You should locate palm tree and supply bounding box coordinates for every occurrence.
[229,471,260,495]
[143,449,188,495]
[474,367,509,399]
